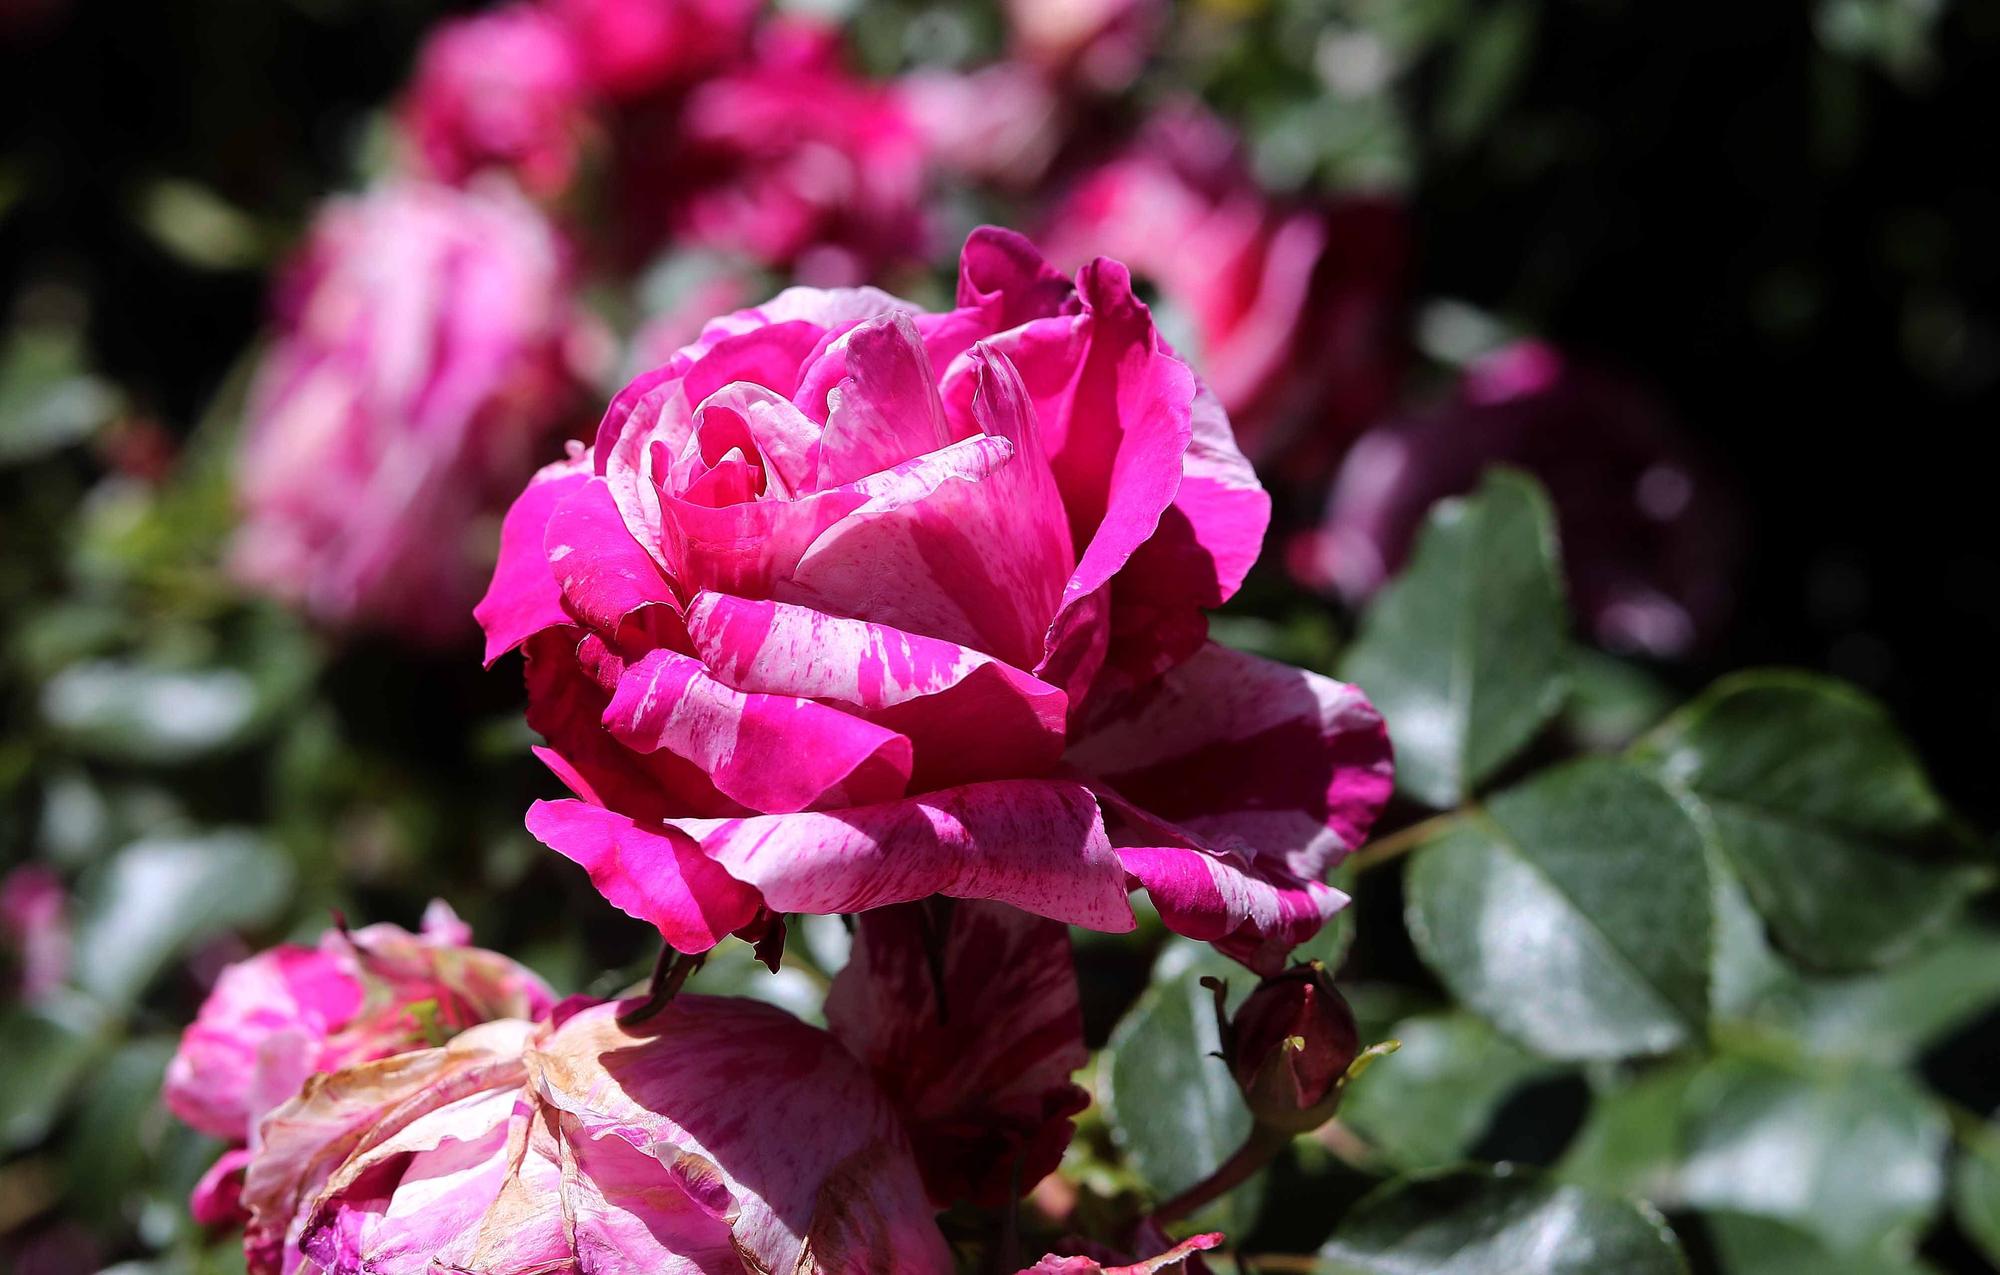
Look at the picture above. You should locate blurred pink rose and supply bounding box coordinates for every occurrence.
[548,0,758,100]
[902,62,1067,189]
[477,227,1392,973]
[240,997,951,1274]
[827,900,1086,1205]
[662,19,929,283]
[163,901,553,1149]
[1005,0,1163,94]
[1042,108,1410,467]
[399,4,592,198]
[1,865,69,1003]
[231,180,593,645]
[1302,341,1744,657]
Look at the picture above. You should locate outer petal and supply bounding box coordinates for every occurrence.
[1068,642,1392,882]
[685,591,1067,789]
[474,455,589,664]
[525,798,762,953]
[1115,382,1269,614]
[669,780,1134,931]
[546,475,680,636]
[529,997,954,1273]
[602,647,913,813]
[1020,1233,1223,1274]
[825,900,1088,1207]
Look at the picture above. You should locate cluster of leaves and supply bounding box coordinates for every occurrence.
[1090,472,2000,1272]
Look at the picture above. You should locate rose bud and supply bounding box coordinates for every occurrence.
[1225,962,1361,1133]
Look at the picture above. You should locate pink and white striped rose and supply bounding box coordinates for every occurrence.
[477,228,1393,973]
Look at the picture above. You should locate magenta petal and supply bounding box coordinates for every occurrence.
[602,648,913,813]
[686,592,1068,788]
[474,458,588,665]
[1070,642,1393,883]
[545,476,679,636]
[190,1146,253,1228]
[811,312,956,488]
[826,900,1088,1207]
[1117,383,1270,613]
[668,780,1133,930]
[525,798,762,952]
[1117,838,1343,974]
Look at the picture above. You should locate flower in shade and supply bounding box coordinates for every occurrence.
[231,179,593,645]
[1223,961,1361,1133]
[164,902,553,1228]
[398,4,593,199]
[1301,340,1744,657]
[238,996,952,1274]
[477,227,1393,973]
[657,18,929,284]
[0,865,69,1004]
[1041,106,1409,468]
[547,0,759,101]
[826,899,1087,1205]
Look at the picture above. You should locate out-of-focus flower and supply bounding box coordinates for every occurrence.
[1020,1231,1222,1274]
[231,180,593,645]
[826,899,1086,1206]
[239,997,952,1274]
[1005,0,1164,95]
[626,259,760,377]
[399,4,593,199]
[0,865,69,1003]
[548,0,758,100]
[902,62,1067,190]
[477,227,1392,973]
[1223,961,1360,1133]
[661,19,929,284]
[163,901,553,1150]
[1302,340,1743,657]
[1042,107,1410,467]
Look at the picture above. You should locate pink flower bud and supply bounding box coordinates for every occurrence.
[1226,962,1360,1133]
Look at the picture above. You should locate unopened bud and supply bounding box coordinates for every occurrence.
[1225,962,1361,1133]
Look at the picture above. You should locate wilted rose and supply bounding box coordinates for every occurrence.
[1042,106,1409,468]
[163,900,554,1228]
[478,227,1392,973]
[1224,961,1360,1133]
[1302,340,1743,657]
[399,4,592,199]
[231,179,593,645]
[239,997,951,1274]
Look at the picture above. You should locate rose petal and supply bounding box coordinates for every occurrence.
[474,456,588,665]
[525,798,762,953]
[546,476,679,636]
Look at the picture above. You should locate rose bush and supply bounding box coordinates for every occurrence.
[478,228,1393,973]
[231,179,593,644]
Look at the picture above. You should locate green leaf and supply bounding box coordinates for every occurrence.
[1564,647,1679,752]
[62,1036,177,1226]
[1340,1011,1559,1171]
[1634,671,1990,970]
[76,831,295,1009]
[0,328,118,465]
[1556,1060,1704,1204]
[1677,1055,1948,1254]
[1405,759,1713,1059]
[0,992,110,1151]
[1952,1125,2000,1269]
[1101,940,1263,1231]
[1319,1166,1688,1274]
[41,661,262,763]
[1341,470,1568,809]
[1752,927,2000,1064]
[1701,1211,1941,1275]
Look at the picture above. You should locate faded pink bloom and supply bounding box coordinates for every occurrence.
[240,997,951,1274]
[827,900,1087,1205]
[662,19,929,283]
[231,180,592,645]
[1005,0,1163,94]
[1042,107,1409,466]
[903,62,1068,189]
[477,228,1392,973]
[1303,340,1743,657]
[163,901,553,1150]
[1,865,68,1003]
[548,0,758,100]
[1021,1231,1222,1274]
[399,5,592,199]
